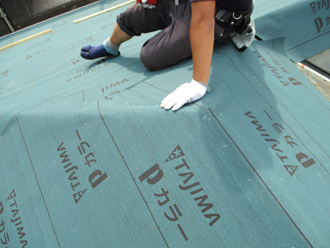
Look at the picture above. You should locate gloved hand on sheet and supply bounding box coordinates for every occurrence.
[161,79,207,111]
[137,0,157,9]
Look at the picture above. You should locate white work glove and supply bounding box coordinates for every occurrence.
[161,79,207,111]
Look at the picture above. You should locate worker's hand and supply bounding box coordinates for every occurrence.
[161,79,207,111]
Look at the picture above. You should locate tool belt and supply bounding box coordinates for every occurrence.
[215,4,253,34]
[174,0,188,5]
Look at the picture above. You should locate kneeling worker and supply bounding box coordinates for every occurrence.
[80,0,255,110]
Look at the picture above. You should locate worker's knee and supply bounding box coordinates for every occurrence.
[140,40,166,71]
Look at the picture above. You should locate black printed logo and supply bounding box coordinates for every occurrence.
[165,145,185,163]
[73,189,87,204]
[6,189,16,201]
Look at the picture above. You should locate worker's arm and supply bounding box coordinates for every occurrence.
[161,1,215,111]
[190,1,215,84]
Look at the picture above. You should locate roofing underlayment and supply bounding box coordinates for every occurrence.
[0,0,330,247]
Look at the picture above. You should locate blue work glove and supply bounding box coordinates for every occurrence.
[161,79,207,111]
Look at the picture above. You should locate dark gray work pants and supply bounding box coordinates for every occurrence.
[117,1,226,70]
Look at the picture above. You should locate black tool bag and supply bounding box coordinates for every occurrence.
[215,4,253,34]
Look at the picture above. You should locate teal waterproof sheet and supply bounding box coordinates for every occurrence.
[0,0,330,247]
[254,0,330,62]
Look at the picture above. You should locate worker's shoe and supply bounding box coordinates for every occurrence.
[80,44,119,60]
[230,17,256,52]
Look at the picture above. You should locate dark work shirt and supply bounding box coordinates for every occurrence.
[189,0,252,12]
